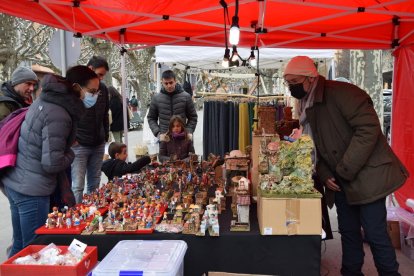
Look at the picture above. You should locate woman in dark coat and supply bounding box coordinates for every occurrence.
[159,115,195,163]
[1,66,99,257]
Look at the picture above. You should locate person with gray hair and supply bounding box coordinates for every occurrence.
[284,55,407,276]
[0,66,38,120]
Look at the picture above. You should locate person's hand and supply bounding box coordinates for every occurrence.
[325,177,341,192]
[290,128,302,139]
[159,133,170,142]
[188,133,193,141]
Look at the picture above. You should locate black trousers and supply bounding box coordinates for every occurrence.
[335,190,400,276]
[313,174,333,240]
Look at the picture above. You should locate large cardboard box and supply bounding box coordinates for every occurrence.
[257,195,322,235]
[387,220,401,249]
[0,245,97,276]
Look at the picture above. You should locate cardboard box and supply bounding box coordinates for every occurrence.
[257,195,321,235]
[387,220,401,249]
[0,245,97,276]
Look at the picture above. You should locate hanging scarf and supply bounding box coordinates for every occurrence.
[298,76,319,139]
[172,131,186,139]
[298,76,319,167]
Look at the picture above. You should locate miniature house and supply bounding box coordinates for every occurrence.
[236,177,251,224]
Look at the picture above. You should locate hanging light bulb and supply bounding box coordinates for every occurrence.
[222,48,230,68]
[249,50,257,67]
[229,16,240,45]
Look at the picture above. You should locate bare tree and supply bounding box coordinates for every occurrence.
[0,14,155,113]
[0,14,55,81]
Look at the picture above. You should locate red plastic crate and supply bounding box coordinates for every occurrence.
[0,245,97,276]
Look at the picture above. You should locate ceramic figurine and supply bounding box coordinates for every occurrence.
[52,206,59,218]
[65,212,72,228]
[45,213,56,229]
[56,212,64,228]
[73,213,81,227]
[98,215,104,232]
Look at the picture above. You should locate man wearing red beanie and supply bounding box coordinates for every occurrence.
[284,56,407,276]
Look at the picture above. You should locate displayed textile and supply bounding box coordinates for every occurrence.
[203,101,239,159]
[238,103,250,152]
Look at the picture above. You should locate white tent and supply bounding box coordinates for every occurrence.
[155,46,336,70]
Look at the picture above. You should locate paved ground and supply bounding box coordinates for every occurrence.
[1,109,413,274]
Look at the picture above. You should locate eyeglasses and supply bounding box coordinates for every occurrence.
[283,76,307,86]
[84,87,101,95]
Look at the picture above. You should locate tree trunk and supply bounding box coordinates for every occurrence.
[0,14,17,81]
[336,50,350,80]
[349,50,383,129]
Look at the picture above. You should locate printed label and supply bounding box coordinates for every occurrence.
[263,227,273,235]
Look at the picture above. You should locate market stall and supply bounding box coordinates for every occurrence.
[2,2,414,275]
[33,198,321,276]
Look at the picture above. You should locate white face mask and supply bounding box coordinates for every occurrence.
[82,91,98,108]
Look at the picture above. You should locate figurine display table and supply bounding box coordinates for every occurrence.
[33,197,321,276]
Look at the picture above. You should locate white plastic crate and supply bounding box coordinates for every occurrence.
[92,240,187,276]
[396,208,414,261]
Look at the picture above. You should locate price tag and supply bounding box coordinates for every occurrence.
[68,239,87,257]
[263,227,273,235]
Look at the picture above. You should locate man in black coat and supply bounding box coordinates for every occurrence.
[147,70,197,139]
[71,56,110,204]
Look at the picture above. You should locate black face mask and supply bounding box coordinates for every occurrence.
[289,83,307,99]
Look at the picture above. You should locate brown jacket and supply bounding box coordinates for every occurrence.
[159,133,195,163]
[307,77,408,207]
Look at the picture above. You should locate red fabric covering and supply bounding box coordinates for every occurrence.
[392,46,414,211]
[1,1,414,49]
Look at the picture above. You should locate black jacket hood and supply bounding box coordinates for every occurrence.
[40,74,86,122]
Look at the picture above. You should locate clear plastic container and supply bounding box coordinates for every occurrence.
[396,208,414,261]
[92,240,187,276]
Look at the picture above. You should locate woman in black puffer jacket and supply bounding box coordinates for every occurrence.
[2,66,99,257]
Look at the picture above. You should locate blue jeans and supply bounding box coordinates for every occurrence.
[335,190,400,276]
[71,143,105,204]
[4,186,49,258]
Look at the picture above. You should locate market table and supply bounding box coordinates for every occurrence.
[32,201,321,275]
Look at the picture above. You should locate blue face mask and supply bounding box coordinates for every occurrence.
[83,91,98,108]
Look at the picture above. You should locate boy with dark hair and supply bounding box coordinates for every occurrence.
[101,142,151,180]
[87,56,109,74]
[147,69,197,139]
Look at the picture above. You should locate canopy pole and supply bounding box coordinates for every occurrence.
[156,63,161,93]
[121,48,128,148]
[120,30,128,151]
[59,30,67,76]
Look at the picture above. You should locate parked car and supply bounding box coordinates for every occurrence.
[383,89,392,144]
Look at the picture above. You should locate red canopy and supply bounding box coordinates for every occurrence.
[1,0,414,209]
[1,0,414,49]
